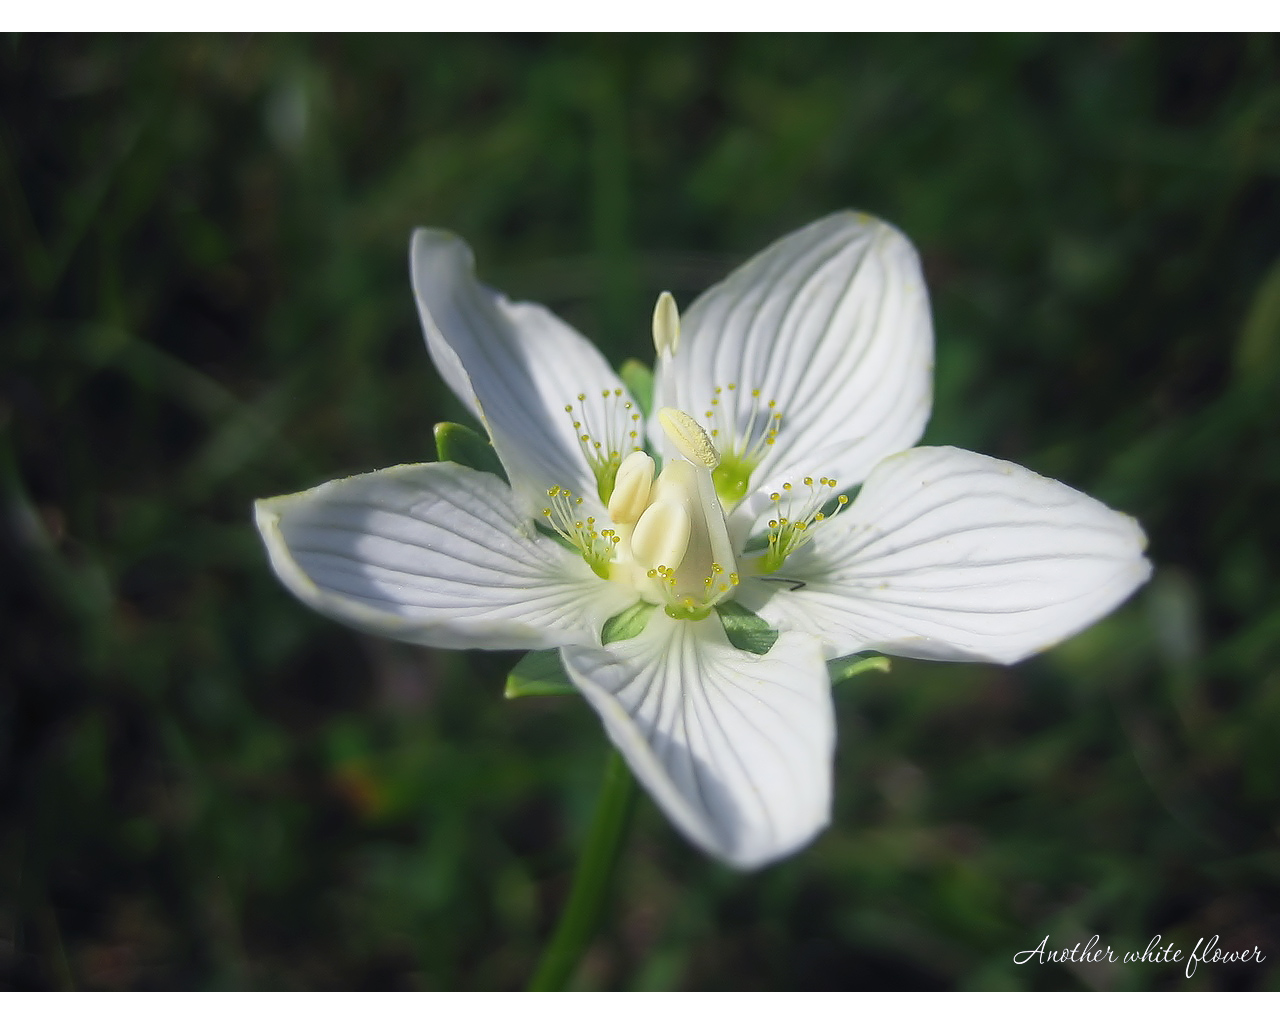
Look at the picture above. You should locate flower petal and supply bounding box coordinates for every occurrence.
[750,446,1152,665]
[255,462,632,651]
[561,614,834,869]
[411,230,642,514]
[653,212,933,511]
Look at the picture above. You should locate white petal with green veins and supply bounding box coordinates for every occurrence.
[256,462,633,651]
[562,613,834,869]
[653,212,934,517]
[755,446,1152,665]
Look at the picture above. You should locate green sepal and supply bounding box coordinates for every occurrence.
[601,601,654,645]
[619,359,654,419]
[505,649,576,698]
[716,600,778,656]
[827,653,891,685]
[434,421,506,481]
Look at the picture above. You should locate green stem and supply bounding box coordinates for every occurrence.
[529,748,636,991]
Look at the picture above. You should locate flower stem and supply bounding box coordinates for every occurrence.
[529,748,636,991]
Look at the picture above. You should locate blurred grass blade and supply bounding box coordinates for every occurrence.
[1235,255,1280,386]
[828,653,891,685]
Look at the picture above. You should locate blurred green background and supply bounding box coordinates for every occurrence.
[3,34,1280,991]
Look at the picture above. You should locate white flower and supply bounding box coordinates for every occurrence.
[254,213,1151,869]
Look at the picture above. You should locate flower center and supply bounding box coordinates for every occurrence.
[544,292,851,614]
[546,400,739,619]
[634,417,741,618]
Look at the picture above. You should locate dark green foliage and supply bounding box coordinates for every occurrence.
[3,34,1280,991]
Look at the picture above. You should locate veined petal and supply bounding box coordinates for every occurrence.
[653,212,933,513]
[255,462,633,651]
[561,614,834,869]
[411,230,641,514]
[750,446,1152,665]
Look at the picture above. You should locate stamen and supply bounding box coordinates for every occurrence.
[704,384,784,505]
[542,486,618,579]
[759,475,849,573]
[703,385,783,466]
[658,407,720,468]
[660,559,741,621]
[608,451,655,524]
[631,499,691,572]
[563,389,644,505]
[652,291,680,357]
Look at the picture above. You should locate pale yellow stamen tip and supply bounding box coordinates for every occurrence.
[657,407,720,469]
[631,500,692,572]
[652,290,680,357]
[608,450,655,524]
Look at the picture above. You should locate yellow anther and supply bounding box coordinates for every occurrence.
[543,481,617,579]
[757,475,850,573]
